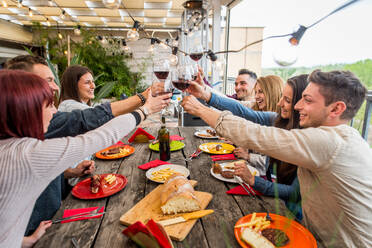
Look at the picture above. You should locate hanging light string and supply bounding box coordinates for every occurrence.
[207,0,360,59]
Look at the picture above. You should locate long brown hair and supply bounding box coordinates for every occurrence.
[252,75,284,112]
[270,74,309,185]
[59,65,93,106]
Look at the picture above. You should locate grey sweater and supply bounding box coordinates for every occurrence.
[0,114,136,247]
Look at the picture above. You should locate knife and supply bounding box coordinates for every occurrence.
[157,209,214,226]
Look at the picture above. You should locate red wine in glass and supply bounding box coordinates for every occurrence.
[190,53,203,62]
[172,79,190,90]
[154,71,169,80]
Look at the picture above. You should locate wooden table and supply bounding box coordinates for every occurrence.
[35,126,288,248]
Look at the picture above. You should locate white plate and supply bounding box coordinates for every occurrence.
[194,129,219,139]
[210,162,260,183]
[146,164,190,184]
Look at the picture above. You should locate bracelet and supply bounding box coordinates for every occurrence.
[138,107,147,120]
[136,93,146,106]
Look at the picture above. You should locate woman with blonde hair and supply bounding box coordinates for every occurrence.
[252,75,284,112]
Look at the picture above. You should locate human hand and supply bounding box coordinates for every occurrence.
[151,81,165,97]
[181,95,206,116]
[233,147,250,161]
[65,160,95,178]
[22,221,52,248]
[143,89,172,114]
[234,161,255,186]
[141,87,151,100]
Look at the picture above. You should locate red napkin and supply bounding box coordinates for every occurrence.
[128,128,155,143]
[211,154,236,161]
[226,185,262,196]
[170,135,184,141]
[138,160,170,170]
[61,206,105,224]
[115,141,125,146]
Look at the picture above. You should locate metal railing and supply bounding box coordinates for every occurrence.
[362,90,372,141]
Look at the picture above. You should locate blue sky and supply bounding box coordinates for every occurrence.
[229,0,372,68]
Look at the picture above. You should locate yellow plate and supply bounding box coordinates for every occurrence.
[199,142,235,154]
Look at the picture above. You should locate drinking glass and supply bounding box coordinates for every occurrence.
[189,44,204,62]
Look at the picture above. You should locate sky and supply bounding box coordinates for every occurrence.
[229,0,372,68]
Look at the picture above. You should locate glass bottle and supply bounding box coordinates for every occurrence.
[158,116,171,161]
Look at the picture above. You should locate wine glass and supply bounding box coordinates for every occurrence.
[171,65,192,92]
[152,59,170,97]
[189,44,204,62]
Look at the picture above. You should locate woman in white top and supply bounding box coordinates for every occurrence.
[58,65,96,112]
[0,69,170,247]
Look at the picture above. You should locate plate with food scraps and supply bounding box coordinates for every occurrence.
[210,161,260,183]
[194,129,219,139]
[199,142,235,155]
[95,144,135,160]
[72,174,127,199]
[149,140,185,152]
[146,164,190,183]
[234,212,317,248]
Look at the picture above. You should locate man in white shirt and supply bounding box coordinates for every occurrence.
[182,70,372,248]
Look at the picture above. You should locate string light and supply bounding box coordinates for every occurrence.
[59,10,66,20]
[64,50,68,55]
[102,0,121,9]
[74,25,81,35]
[169,47,178,66]
[48,0,53,6]
[122,40,131,52]
[58,32,63,39]
[46,18,51,27]
[17,0,22,8]
[127,21,140,42]
[2,0,7,7]
[28,8,33,17]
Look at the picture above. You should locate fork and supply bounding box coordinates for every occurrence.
[234,176,256,199]
[185,148,202,162]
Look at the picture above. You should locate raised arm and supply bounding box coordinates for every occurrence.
[181,95,339,171]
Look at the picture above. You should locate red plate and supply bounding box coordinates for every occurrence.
[95,144,135,160]
[72,174,127,199]
[234,213,317,248]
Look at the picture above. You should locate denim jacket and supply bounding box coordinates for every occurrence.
[25,103,114,235]
[208,93,302,219]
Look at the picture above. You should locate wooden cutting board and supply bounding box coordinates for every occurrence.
[120,180,213,241]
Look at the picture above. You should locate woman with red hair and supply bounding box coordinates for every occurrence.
[0,70,169,247]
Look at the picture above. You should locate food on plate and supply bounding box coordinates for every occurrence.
[261,228,290,247]
[212,163,222,174]
[221,170,234,179]
[215,144,223,151]
[235,212,271,231]
[160,173,201,214]
[104,174,117,185]
[134,134,151,143]
[91,175,101,193]
[150,168,177,182]
[206,129,217,136]
[101,146,132,158]
[101,147,121,156]
[241,228,275,248]
[224,160,244,169]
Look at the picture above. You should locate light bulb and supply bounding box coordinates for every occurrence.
[2,0,7,7]
[148,45,154,53]
[126,29,139,41]
[60,10,66,20]
[102,0,121,9]
[74,26,81,35]
[64,50,68,55]
[17,0,22,8]
[58,32,63,39]
[169,54,178,66]
[101,37,108,45]
[123,45,131,52]
[48,0,53,6]
[46,19,51,26]
[28,8,33,17]
[273,38,298,67]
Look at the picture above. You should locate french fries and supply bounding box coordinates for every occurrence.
[104,174,116,185]
[150,168,176,182]
[234,212,271,231]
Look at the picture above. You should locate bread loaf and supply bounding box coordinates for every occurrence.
[160,173,201,214]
